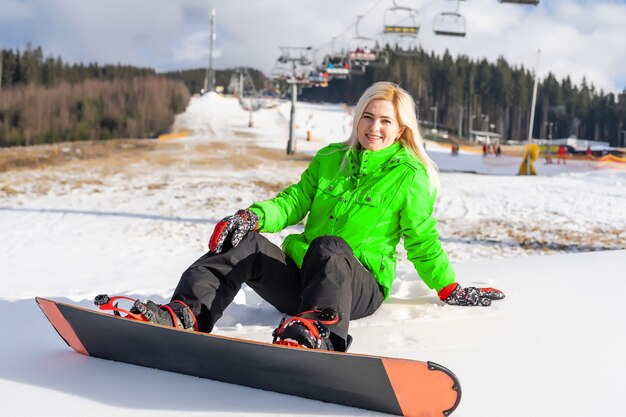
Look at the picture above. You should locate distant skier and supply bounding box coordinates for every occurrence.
[545,145,553,164]
[557,144,567,164]
[132,82,505,352]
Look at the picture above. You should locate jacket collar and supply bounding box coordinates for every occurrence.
[347,141,403,178]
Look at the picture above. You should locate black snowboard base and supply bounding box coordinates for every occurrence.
[37,297,461,416]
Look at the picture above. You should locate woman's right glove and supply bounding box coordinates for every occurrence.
[438,283,505,306]
[209,209,259,254]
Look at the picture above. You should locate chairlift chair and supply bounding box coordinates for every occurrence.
[286,78,311,86]
[277,46,313,67]
[433,12,466,37]
[348,40,378,62]
[271,61,292,82]
[383,1,422,56]
[286,69,313,86]
[349,62,367,76]
[392,37,421,56]
[433,0,467,37]
[383,0,420,36]
[347,40,380,75]
[270,70,285,81]
[322,54,351,79]
[367,47,389,68]
[498,0,539,4]
[348,15,380,66]
[298,54,313,67]
[307,70,329,87]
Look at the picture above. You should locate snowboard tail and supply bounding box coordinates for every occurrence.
[36,297,461,417]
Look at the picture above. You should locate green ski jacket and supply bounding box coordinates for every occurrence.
[249,141,456,298]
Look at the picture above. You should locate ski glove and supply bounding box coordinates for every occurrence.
[209,209,259,254]
[438,283,505,307]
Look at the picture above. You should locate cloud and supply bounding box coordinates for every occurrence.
[51,0,187,66]
[0,0,33,20]
[410,0,626,92]
[174,31,223,63]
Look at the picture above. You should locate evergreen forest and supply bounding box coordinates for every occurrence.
[2,45,625,148]
[300,48,626,147]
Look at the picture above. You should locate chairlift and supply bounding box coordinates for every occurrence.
[393,37,421,56]
[276,46,313,67]
[298,56,312,66]
[348,16,379,63]
[367,47,389,68]
[348,46,377,62]
[383,1,421,56]
[433,1,466,37]
[308,71,328,83]
[433,12,466,37]
[349,62,367,76]
[322,54,350,79]
[286,75,312,86]
[271,61,292,81]
[307,70,329,88]
[498,0,539,4]
[308,48,325,80]
[383,0,420,36]
[295,46,313,66]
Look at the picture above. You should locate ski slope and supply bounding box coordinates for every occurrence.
[1,93,625,417]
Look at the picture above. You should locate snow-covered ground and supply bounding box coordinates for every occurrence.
[1,93,625,417]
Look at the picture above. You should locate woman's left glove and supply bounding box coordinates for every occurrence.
[209,209,259,254]
[438,283,505,307]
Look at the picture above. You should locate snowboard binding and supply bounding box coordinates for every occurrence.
[272,308,339,350]
[94,294,148,321]
[94,294,198,331]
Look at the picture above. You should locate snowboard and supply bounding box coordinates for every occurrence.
[36,296,461,417]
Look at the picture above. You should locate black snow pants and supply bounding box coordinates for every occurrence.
[171,232,385,351]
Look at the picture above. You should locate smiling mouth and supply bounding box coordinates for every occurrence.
[365,134,382,140]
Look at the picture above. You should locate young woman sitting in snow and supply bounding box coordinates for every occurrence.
[133,81,505,351]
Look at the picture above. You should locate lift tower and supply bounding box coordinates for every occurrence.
[203,8,216,93]
[275,46,314,155]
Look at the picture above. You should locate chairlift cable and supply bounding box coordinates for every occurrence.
[312,0,443,53]
[311,0,387,51]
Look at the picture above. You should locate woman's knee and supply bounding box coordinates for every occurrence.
[306,236,354,261]
[310,235,351,251]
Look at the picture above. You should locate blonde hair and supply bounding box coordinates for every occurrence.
[344,81,439,192]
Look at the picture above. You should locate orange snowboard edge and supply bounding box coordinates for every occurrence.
[36,297,89,356]
[382,358,461,417]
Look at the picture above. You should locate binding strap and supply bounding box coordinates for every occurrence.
[94,294,147,321]
[272,308,339,346]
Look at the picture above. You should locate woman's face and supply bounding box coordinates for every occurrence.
[356,99,404,151]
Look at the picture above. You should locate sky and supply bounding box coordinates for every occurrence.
[1,0,626,93]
